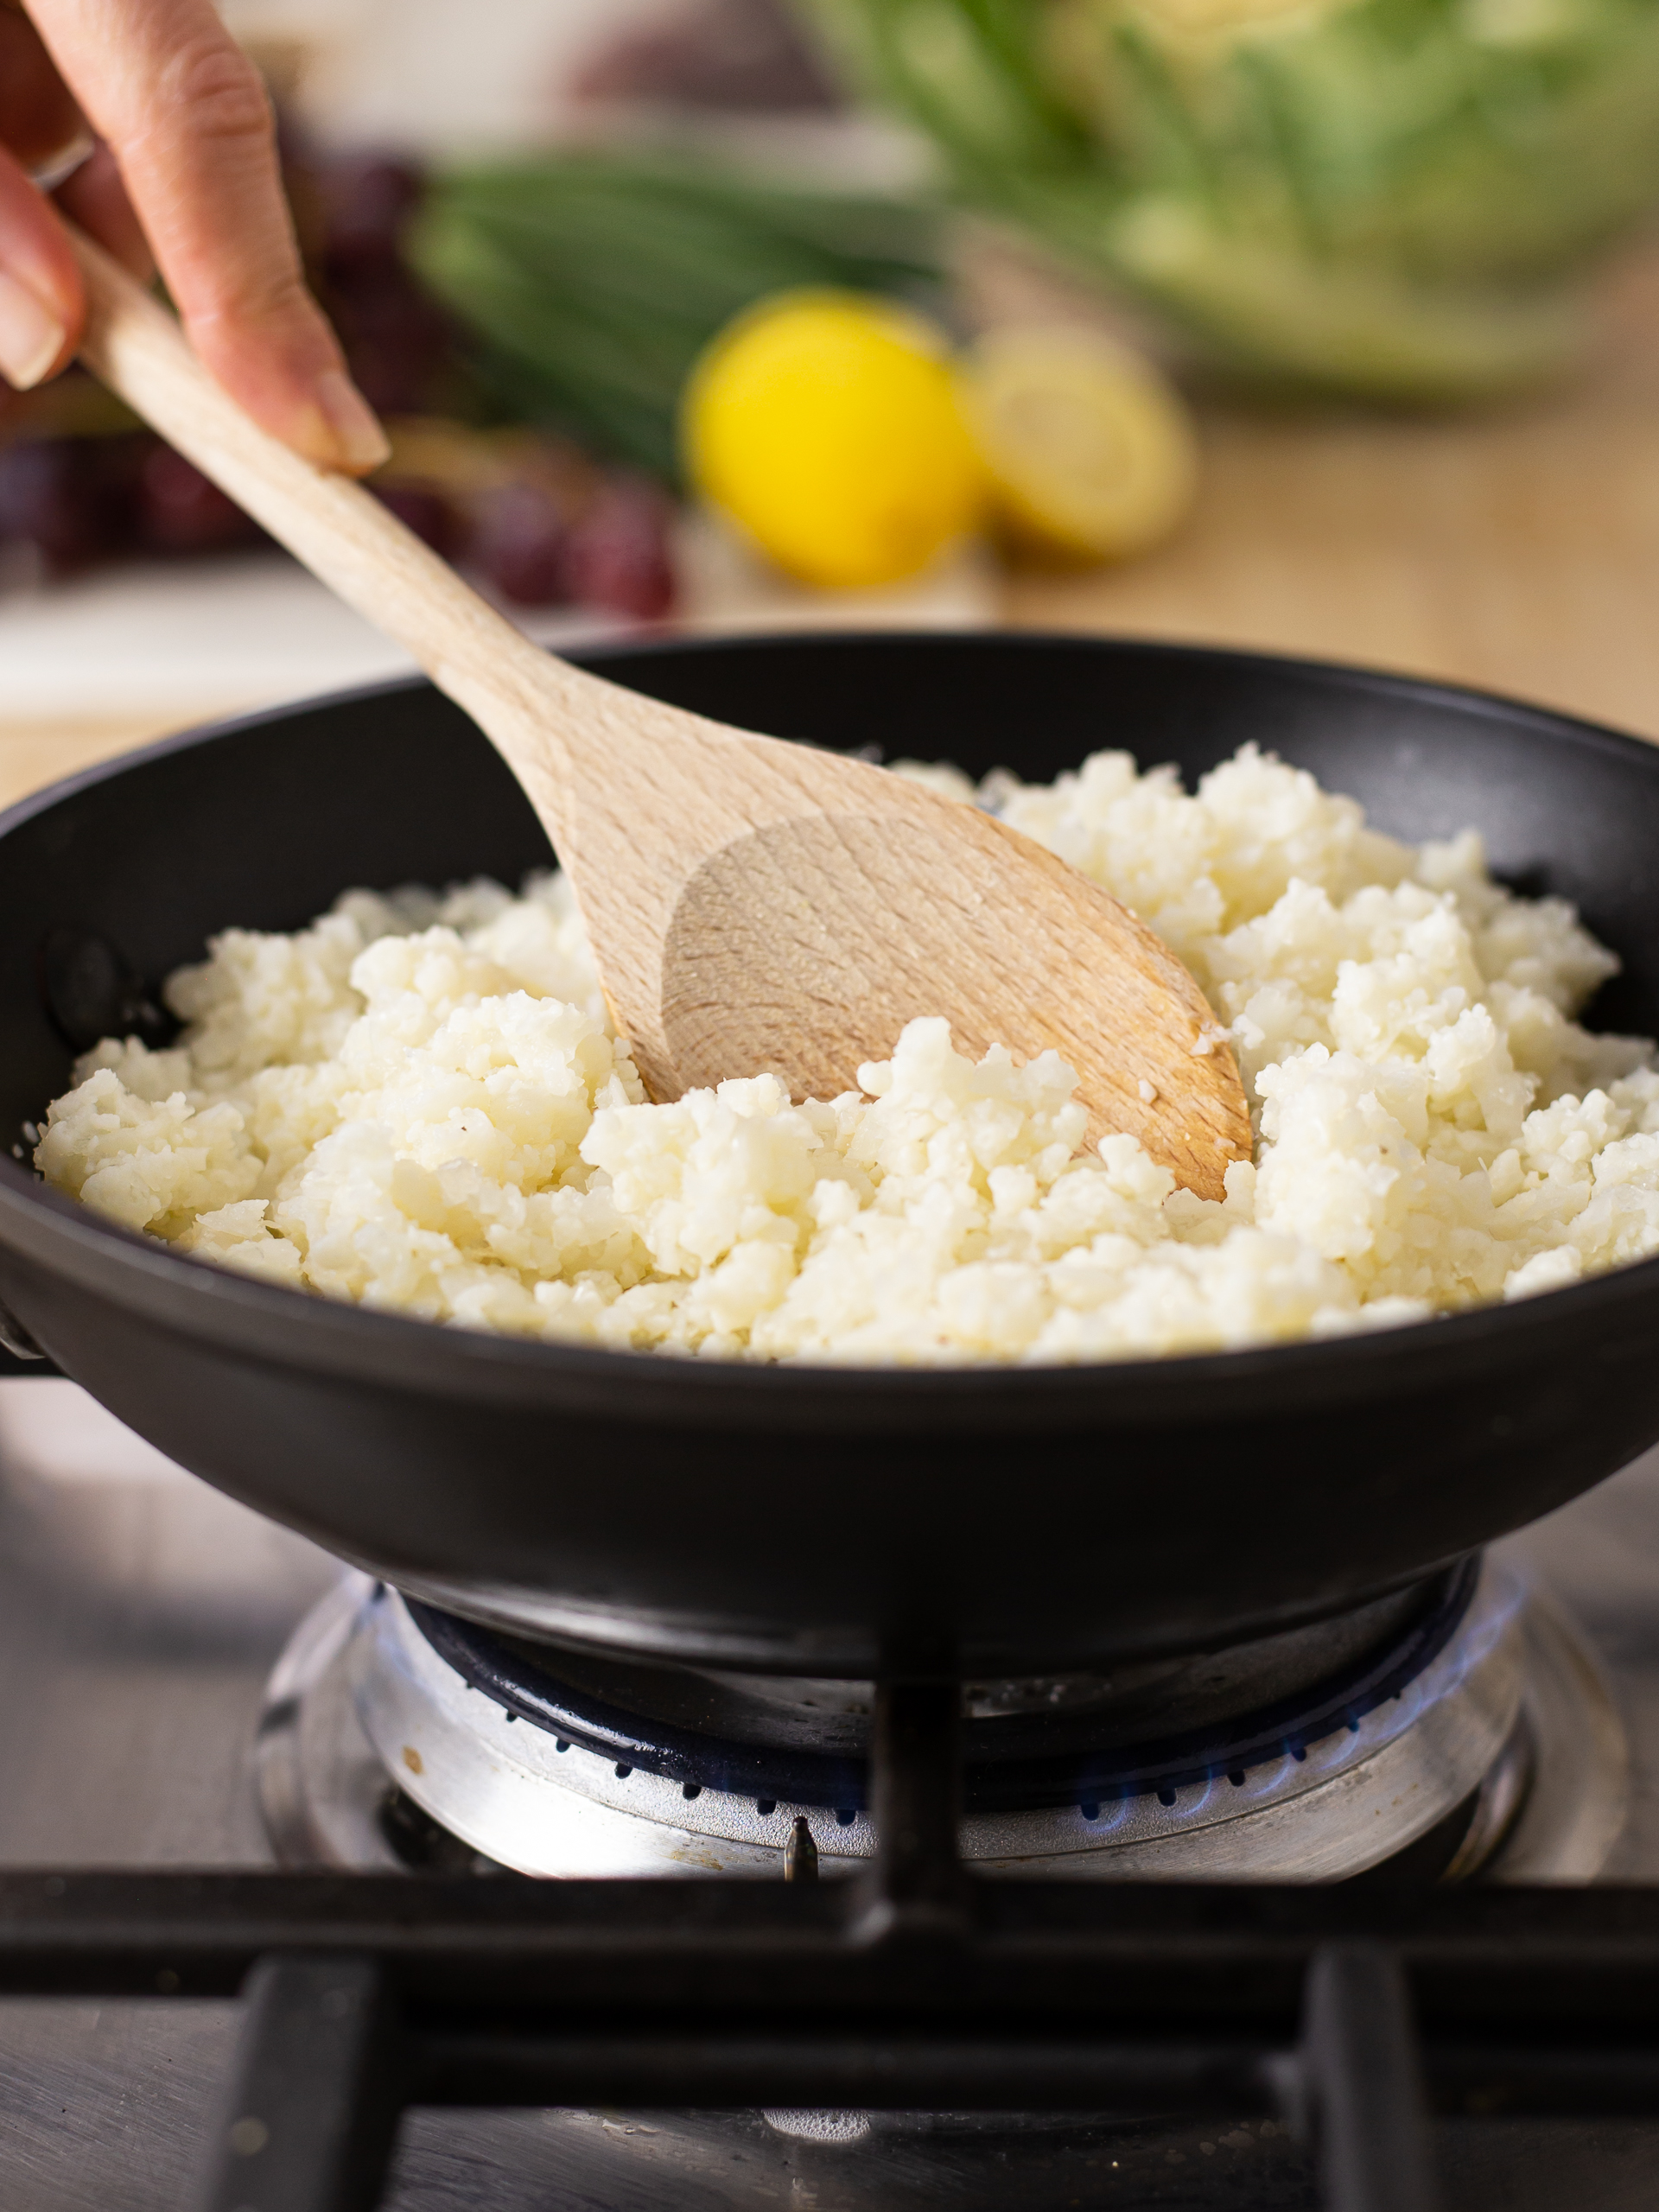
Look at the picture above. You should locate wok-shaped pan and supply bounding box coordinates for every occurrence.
[1,633,1656,1681]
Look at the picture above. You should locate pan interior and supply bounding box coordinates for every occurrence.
[5,634,1658,1168]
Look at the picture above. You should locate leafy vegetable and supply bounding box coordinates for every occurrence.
[407,152,944,478]
[800,0,1659,397]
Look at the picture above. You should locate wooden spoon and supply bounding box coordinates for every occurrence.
[67,226,1250,1198]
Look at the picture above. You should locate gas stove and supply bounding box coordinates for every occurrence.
[3,1374,1659,2209]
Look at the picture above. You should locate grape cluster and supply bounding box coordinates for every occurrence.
[0,428,263,575]
[464,469,675,620]
[0,147,677,620]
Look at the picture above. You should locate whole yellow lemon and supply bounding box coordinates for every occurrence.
[682,289,983,590]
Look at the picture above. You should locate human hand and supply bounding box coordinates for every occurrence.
[0,0,387,472]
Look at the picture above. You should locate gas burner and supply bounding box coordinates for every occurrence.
[257,1557,1626,1885]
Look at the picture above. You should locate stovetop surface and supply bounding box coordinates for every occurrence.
[3,1376,1659,2210]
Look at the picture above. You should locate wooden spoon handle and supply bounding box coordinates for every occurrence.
[66,221,582,824]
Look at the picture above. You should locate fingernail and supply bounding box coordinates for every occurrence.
[0,267,67,391]
[314,367,390,473]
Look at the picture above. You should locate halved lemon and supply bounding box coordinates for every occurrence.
[958,327,1198,565]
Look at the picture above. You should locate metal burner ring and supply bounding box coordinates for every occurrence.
[338,1566,1526,1881]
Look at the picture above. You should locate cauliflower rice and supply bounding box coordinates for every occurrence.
[35,743,1659,1363]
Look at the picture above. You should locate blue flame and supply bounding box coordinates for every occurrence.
[1071,1561,1525,1832]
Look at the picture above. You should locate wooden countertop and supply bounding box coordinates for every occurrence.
[1005,244,1659,744]
[5,238,1658,813]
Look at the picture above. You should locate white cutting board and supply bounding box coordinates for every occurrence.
[0,515,995,732]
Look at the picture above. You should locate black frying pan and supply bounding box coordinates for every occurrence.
[1,632,1656,1681]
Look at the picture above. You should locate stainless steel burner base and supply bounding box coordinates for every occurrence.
[257,1563,1623,1883]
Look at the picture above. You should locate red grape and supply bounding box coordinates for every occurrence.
[470,479,573,607]
[327,263,456,416]
[135,443,262,555]
[0,436,134,573]
[319,155,425,271]
[372,481,464,559]
[563,475,677,620]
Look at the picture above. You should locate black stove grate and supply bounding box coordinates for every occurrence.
[3,1684,1658,2212]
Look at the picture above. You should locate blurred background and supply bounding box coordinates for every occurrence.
[5,0,1659,813]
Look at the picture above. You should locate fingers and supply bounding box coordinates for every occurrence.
[21,0,387,472]
[0,137,78,387]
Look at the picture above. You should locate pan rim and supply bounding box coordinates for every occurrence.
[4,627,1657,1417]
[6,626,1659,848]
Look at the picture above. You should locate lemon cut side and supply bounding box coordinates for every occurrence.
[960,327,1198,565]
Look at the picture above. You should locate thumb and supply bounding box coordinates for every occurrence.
[0,137,79,388]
